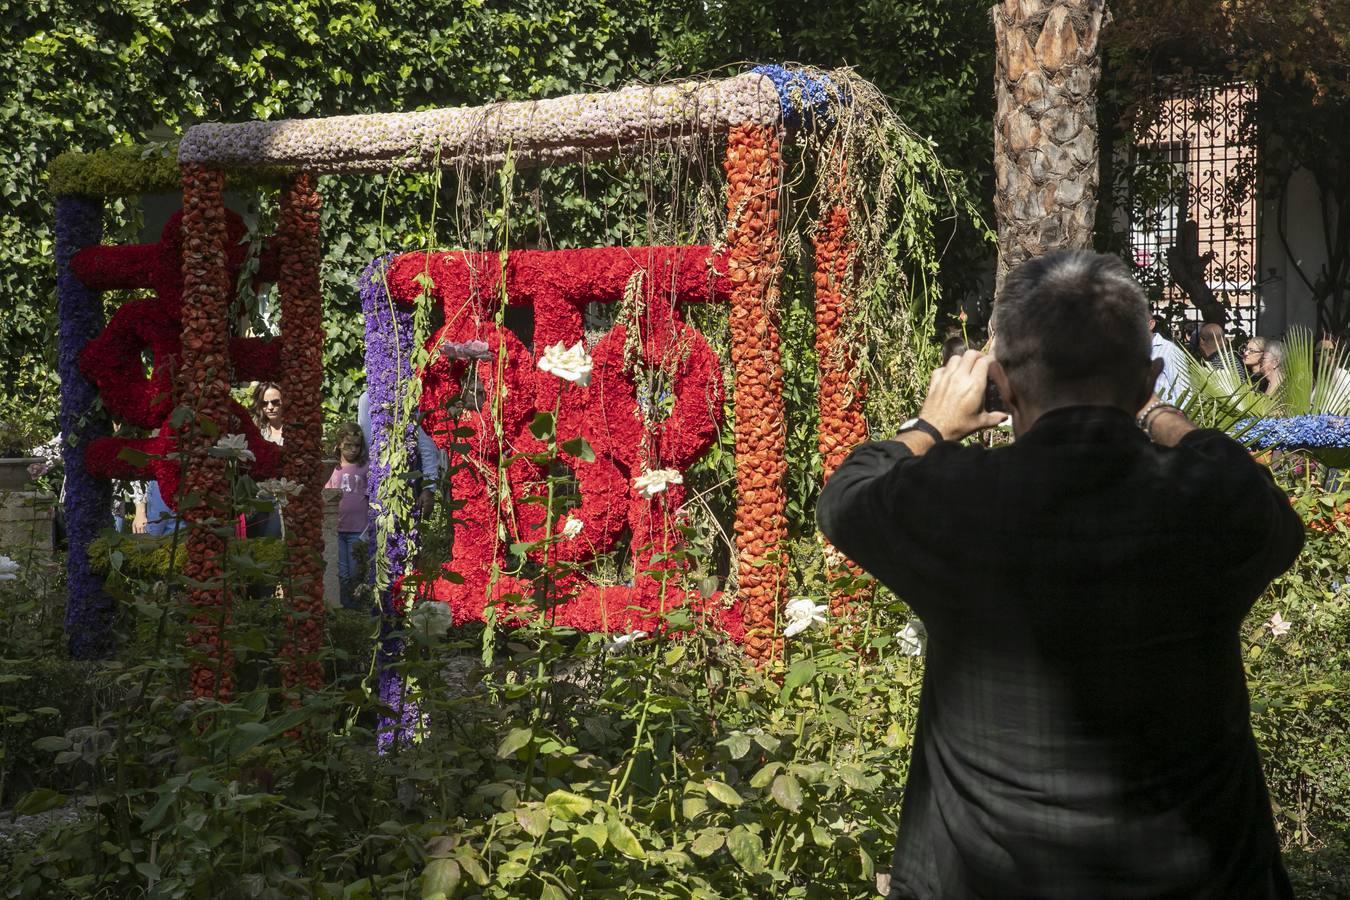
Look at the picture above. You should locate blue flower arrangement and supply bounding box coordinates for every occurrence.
[750,65,848,130]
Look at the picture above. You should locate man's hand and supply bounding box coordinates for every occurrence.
[917,351,1009,442]
[417,487,436,520]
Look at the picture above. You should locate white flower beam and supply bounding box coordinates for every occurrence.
[178,74,784,173]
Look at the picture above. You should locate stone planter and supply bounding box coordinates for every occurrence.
[0,457,43,491]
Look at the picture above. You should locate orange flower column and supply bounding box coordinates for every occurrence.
[813,164,870,619]
[179,164,236,700]
[276,173,327,695]
[724,124,788,666]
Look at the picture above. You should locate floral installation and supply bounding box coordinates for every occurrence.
[537,341,594,386]
[783,597,828,638]
[380,244,740,638]
[275,173,328,697]
[633,468,684,498]
[178,74,781,172]
[55,194,117,659]
[724,121,789,665]
[0,555,19,581]
[813,152,870,619]
[360,253,425,753]
[1241,415,1350,456]
[178,163,238,700]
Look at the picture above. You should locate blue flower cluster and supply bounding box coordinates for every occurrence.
[1238,415,1350,450]
[750,65,847,130]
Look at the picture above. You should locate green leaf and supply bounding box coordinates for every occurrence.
[720,732,752,760]
[781,658,816,699]
[14,788,66,816]
[32,735,70,752]
[725,825,765,874]
[540,885,566,900]
[681,795,708,820]
[703,779,743,807]
[573,822,607,849]
[515,806,552,838]
[606,818,645,859]
[770,774,804,812]
[529,412,555,440]
[689,828,725,857]
[560,436,594,462]
[544,789,593,821]
[497,726,533,758]
[421,858,461,899]
[749,761,783,789]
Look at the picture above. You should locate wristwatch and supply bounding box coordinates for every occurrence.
[896,417,944,445]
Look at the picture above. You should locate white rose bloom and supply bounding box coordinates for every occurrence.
[896,619,926,656]
[561,516,584,539]
[0,555,19,581]
[212,433,256,463]
[633,468,683,499]
[257,478,303,508]
[536,340,593,386]
[410,600,454,638]
[783,597,828,638]
[605,629,648,652]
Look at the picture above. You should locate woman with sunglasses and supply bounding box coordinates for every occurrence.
[247,382,285,546]
[1242,338,1268,392]
[253,382,284,445]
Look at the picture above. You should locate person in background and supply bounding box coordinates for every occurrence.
[940,336,968,365]
[253,381,284,446]
[1198,322,1243,375]
[1149,314,1190,404]
[247,382,284,540]
[143,479,180,537]
[1243,336,1268,391]
[325,424,369,610]
[1315,336,1350,399]
[357,388,441,519]
[1259,340,1285,397]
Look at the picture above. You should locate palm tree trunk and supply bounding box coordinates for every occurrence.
[992,0,1111,291]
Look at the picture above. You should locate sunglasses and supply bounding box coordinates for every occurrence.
[262,399,282,407]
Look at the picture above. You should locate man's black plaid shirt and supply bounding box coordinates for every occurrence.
[818,406,1304,899]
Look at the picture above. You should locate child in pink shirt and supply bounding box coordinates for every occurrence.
[325,423,369,609]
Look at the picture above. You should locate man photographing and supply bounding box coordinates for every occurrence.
[818,251,1303,899]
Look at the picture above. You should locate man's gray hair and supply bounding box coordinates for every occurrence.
[993,251,1151,394]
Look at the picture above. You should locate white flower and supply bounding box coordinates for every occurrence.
[409,600,453,638]
[536,340,593,386]
[257,478,303,509]
[896,619,926,656]
[212,433,255,463]
[561,516,584,540]
[605,629,648,652]
[0,555,19,581]
[633,468,683,499]
[1267,612,1291,638]
[783,597,828,638]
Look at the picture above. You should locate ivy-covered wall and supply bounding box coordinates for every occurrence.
[0,0,991,427]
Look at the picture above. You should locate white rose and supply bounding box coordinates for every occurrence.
[0,555,19,581]
[410,600,454,638]
[562,516,584,540]
[896,619,926,656]
[536,340,593,386]
[632,468,683,499]
[783,597,828,638]
[212,433,256,463]
[257,478,303,509]
[605,629,648,652]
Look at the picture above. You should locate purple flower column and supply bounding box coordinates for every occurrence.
[360,254,421,750]
[56,195,116,659]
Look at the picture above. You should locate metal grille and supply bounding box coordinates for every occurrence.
[1128,82,1260,336]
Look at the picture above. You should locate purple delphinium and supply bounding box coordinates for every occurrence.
[360,253,423,752]
[56,195,117,660]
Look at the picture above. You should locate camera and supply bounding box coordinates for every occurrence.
[984,379,1006,413]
